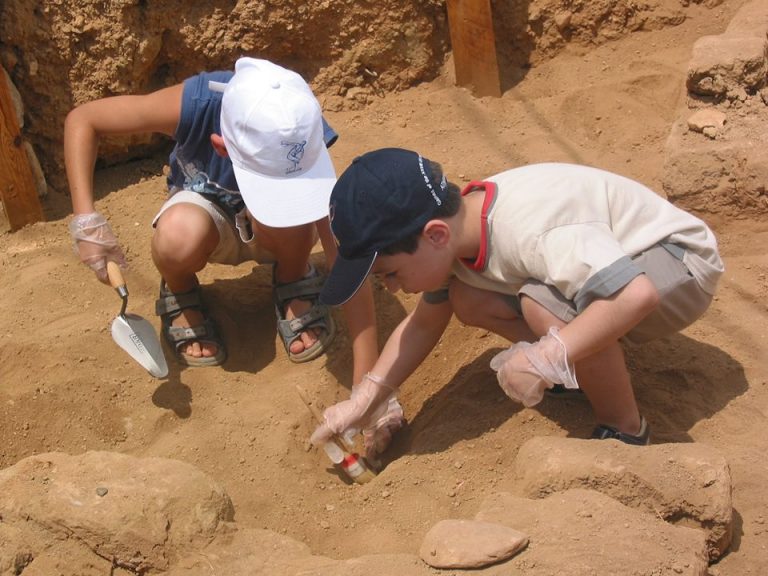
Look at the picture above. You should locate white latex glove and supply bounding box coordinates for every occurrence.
[69,212,127,282]
[310,374,405,459]
[362,396,404,459]
[490,326,579,407]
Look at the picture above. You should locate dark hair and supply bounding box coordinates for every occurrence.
[379,160,461,255]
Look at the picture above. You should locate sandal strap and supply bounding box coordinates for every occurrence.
[166,322,213,343]
[272,263,336,361]
[276,304,330,339]
[155,283,203,317]
[273,273,325,304]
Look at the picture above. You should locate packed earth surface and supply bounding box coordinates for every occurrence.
[1,1,767,575]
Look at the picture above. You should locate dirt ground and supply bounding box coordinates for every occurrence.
[1,0,767,574]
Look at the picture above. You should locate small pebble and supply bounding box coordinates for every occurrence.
[96,487,108,497]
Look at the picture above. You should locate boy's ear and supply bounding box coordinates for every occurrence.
[210,134,229,157]
[423,220,450,247]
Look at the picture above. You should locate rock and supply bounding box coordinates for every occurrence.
[687,109,726,132]
[477,489,709,575]
[419,519,528,568]
[664,0,768,216]
[687,36,767,98]
[0,524,33,575]
[0,451,235,573]
[724,0,768,37]
[554,11,573,33]
[664,109,768,216]
[507,437,733,561]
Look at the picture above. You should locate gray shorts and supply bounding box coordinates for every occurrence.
[508,244,713,344]
[152,190,276,266]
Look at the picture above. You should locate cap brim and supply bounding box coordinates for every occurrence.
[235,146,336,228]
[320,252,377,306]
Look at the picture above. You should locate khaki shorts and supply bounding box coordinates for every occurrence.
[509,244,713,344]
[153,190,276,266]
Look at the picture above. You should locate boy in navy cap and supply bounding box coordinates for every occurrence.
[311,148,723,455]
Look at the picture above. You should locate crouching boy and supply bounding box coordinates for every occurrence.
[312,148,723,455]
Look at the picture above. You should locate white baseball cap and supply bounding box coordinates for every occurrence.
[211,57,336,228]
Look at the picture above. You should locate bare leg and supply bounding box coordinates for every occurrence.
[449,280,536,343]
[521,295,642,435]
[451,280,642,435]
[151,203,219,359]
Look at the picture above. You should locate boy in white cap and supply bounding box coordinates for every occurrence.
[64,58,378,384]
[311,148,724,455]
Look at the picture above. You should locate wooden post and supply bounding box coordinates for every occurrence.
[0,68,44,231]
[446,0,502,97]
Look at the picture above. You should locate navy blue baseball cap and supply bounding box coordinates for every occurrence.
[320,148,448,306]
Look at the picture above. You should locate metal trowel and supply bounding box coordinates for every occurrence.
[107,261,168,378]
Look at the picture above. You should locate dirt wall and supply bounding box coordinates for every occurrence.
[0,0,710,194]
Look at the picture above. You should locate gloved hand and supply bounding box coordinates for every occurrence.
[69,212,126,282]
[310,373,405,460]
[361,396,404,459]
[490,326,579,407]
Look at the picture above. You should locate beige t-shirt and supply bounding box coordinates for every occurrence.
[449,163,723,312]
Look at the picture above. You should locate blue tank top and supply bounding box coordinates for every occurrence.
[167,70,338,218]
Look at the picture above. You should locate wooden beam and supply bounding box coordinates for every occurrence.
[446,0,502,97]
[0,68,44,231]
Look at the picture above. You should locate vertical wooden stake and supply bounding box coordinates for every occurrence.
[446,0,502,97]
[0,68,44,231]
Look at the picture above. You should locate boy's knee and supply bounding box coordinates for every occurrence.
[449,281,477,324]
[449,281,506,327]
[153,204,218,261]
[157,203,216,236]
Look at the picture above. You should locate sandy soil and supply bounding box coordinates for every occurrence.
[1,1,767,574]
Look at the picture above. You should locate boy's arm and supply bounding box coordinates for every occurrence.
[373,295,454,387]
[64,85,183,282]
[65,84,183,214]
[316,216,379,384]
[492,274,659,402]
[311,295,454,448]
[558,274,659,361]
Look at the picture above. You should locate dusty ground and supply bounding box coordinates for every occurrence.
[1,0,768,574]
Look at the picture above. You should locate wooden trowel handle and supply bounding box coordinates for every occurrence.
[107,261,126,290]
[107,260,128,298]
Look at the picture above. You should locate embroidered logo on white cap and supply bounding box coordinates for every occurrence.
[213,58,336,228]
